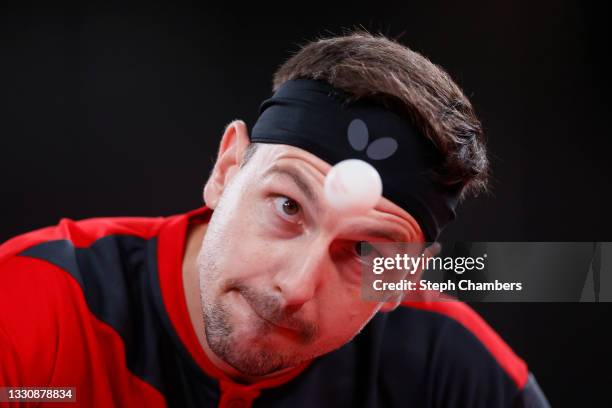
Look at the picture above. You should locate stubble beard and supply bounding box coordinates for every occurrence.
[198,250,311,377]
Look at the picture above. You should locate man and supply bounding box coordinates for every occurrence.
[0,32,549,407]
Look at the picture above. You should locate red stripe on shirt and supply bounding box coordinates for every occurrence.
[402,300,529,389]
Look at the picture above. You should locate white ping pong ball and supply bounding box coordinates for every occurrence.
[323,159,383,214]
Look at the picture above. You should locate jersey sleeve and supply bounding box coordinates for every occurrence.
[0,255,67,389]
[514,373,551,407]
[0,316,21,390]
[414,305,550,408]
[396,300,550,408]
[429,316,549,407]
[0,218,170,408]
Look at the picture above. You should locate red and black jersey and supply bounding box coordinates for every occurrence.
[0,207,549,407]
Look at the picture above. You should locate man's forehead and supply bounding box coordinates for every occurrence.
[249,143,424,241]
[254,144,331,176]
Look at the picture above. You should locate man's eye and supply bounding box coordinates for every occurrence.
[273,196,301,219]
[352,241,384,266]
[354,241,374,256]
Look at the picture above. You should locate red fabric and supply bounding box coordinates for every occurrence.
[0,216,163,261]
[402,300,529,389]
[0,256,166,408]
[0,214,168,407]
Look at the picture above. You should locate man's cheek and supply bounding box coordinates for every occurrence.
[321,310,359,337]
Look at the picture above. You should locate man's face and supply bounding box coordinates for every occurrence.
[197,138,422,377]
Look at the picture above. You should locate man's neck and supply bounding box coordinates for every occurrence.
[181,220,296,384]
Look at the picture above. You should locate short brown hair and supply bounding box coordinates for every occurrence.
[270,30,488,199]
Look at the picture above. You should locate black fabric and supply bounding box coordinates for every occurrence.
[19,236,546,407]
[251,79,461,241]
[255,308,526,408]
[515,374,551,408]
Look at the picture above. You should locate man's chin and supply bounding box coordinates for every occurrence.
[216,334,320,375]
[218,345,294,377]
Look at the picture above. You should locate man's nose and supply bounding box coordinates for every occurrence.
[273,241,331,308]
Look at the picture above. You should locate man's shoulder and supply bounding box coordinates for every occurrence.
[396,301,528,389]
[0,213,174,339]
[298,301,540,407]
[0,212,183,391]
[356,301,527,406]
[0,212,172,325]
[0,214,169,263]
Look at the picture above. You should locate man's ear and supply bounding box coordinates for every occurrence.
[204,120,251,209]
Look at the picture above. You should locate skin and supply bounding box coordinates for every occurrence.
[182,120,430,384]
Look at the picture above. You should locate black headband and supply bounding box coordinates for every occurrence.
[250,79,460,241]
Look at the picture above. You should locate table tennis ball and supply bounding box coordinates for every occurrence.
[324,159,383,214]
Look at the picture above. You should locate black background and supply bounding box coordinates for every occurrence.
[1,3,611,406]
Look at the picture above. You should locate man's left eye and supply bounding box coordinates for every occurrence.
[352,241,383,266]
[354,241,374,256]
[273,196,301,219]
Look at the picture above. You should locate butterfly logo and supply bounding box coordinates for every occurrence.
[347,119,398,160]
